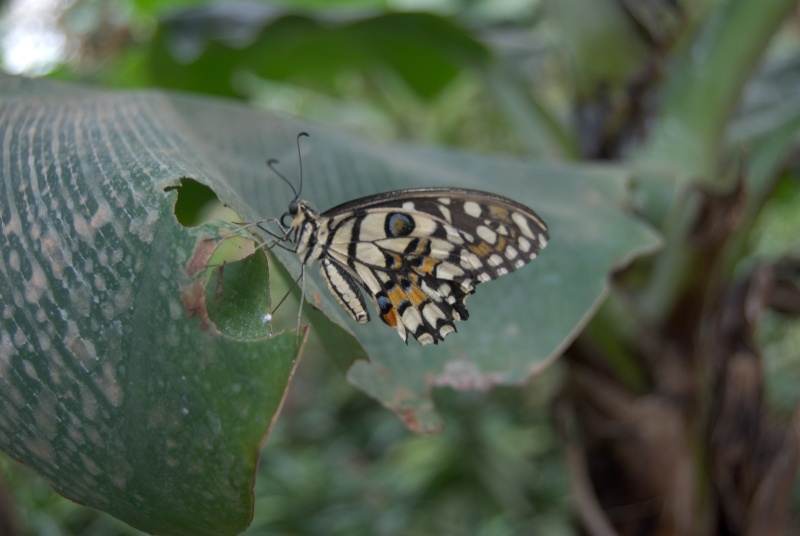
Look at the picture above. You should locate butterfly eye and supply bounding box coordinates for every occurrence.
[280,199,299,228]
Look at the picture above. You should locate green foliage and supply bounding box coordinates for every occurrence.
[2,0,800,534]
[151,9,489,100]
[0,76,304,534]
[247,372,572,536]
[0,70,654,532]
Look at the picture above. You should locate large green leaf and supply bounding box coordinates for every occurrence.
[0,73,659,532]
[0,75,301,535]
[341,152,659,432]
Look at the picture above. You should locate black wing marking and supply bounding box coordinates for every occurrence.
[309,190,547,345]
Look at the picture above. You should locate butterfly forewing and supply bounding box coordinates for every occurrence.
[287,188,548,345]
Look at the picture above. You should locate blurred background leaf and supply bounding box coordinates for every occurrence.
[151,8,489,100]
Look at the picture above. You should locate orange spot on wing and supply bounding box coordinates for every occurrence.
[387,252,402,269]
[382,308,398,327]
[489,205,509,220]
[494,235,507,252]
[407,285,427,307]
[387,285,406,306]
[409,238,429,256]
[469,242,492,256]
[416,257,439,274]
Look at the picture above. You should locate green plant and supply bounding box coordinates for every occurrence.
[1,0,799,534]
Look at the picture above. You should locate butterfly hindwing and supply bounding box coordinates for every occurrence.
[297,188,548,345]
[320,258,370,324]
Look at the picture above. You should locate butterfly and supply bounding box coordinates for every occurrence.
[262,133,549,346]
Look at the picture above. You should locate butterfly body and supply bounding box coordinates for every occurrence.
[282,187,548,346]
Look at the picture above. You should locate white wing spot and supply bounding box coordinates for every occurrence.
[439,205,452,223]
[478,273,491,282]
[538,234,548,248]
[447,233,464,245]
[436,261,465,279]
[438,197,451,205]
[460,250,482,270]
[355,264,382,293]
[355,243,385,265]
[433,236,457,252]
[505,246,518,260]
[518,236,531,252]
[514,259,525,269]
[439,283,454,300]
[402,201,416,210]
[464,201,482,218]
[496,267,508,276]
[512,212,535,239]
[488,254,503,267]
[496,224,509,235]
[476,225,497,244]
[422,303,446,325]
[375,237,413,254]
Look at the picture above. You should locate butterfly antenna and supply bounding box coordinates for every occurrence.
[267,158,299,200]
[267,132,309,200]
[296,131,309,198]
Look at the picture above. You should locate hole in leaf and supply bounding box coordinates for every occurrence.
[168,178,274,339]
[205,247,273,340]
[202,246,302,341]
[165,178,238,227]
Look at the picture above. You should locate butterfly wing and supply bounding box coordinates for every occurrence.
[317,188,549,345]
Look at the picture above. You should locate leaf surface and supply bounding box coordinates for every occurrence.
[0,74,659,535]
[0,75,300,535]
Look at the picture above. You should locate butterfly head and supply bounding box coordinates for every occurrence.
[280,198,321,241]
[280,198,300,228]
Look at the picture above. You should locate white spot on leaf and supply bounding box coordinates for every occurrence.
[24,263,47,303]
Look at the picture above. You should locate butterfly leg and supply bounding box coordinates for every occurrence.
[295,264,305,347]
